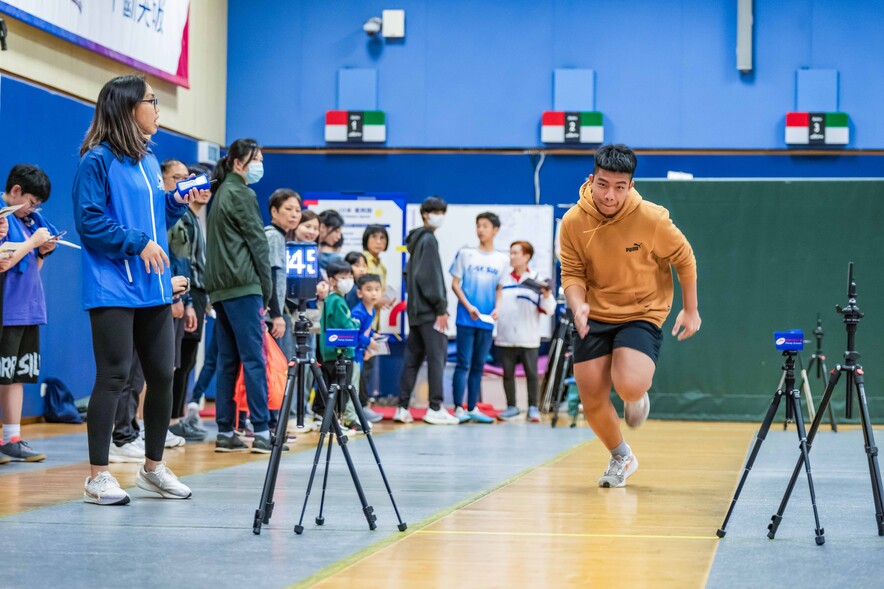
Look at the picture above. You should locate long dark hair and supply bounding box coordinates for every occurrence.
[80,75,150,161]
[212,138,260,185]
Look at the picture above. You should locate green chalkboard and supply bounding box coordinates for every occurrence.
[629,179,884,422]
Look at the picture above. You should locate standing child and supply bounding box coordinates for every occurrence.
[0,164,56,461]
[450,212,509,423]
[316,260,363,424]
[349,274,383,425]
[496,241,556,422]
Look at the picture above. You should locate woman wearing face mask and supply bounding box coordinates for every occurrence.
[317,209,345,273]
[204,139,275,453]
[73,74,199,504]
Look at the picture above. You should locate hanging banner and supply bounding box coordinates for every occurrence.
[0,0,190,88]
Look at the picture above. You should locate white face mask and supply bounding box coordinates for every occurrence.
[427,213,445,228]
[244,161,264,184]
[336,278,354,294]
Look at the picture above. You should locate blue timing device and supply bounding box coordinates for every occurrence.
[774,330,804,351]
[286,241,320,302]
[325,329,359,348]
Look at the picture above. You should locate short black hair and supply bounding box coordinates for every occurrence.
[476,211,500,228]
[318,209,344,230]
[362,224,389,251]
[344,251,367,266]
[188,163,212,177]
[268,188,302,214]
[593,144,637,178]
[420,195,447,215]
[327,259,352,280]
[5,164,51,202]
[357,274,382,289]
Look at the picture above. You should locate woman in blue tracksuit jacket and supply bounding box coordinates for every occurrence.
[72,75,198,506]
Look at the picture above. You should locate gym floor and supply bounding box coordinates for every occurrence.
[0,416,881,588]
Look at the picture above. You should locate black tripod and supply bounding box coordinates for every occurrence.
[798,315,837,432]
[716,349,825,545]
[253,305,320,534]
[293,353,407,534]
[540,306,576,428]
[767,264,884,540]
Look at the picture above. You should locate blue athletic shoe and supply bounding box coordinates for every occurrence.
[468,407,494,424]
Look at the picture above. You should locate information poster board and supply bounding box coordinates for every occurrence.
[303,192,406,336]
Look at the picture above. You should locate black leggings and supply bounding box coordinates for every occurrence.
[172,337,200,419]
[87,306,174,465]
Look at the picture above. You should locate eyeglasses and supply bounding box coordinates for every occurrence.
[140,97,159,109]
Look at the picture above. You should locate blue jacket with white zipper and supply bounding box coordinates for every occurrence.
[72,143,188,310]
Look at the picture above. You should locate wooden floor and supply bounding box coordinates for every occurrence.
[304,420,758,589]
[2,419,760,588]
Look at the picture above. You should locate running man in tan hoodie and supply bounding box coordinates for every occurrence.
[559,144,701,488]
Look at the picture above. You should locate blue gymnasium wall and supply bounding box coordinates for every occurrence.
[0,76,198,418]
[227,0,884,149]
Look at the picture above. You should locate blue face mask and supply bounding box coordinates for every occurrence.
[244,161,264,184]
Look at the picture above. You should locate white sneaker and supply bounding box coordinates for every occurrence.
[423,407,460,425]
[393,407,414,423]
[453,406,471,423]
[135,464,192,499]
[131,437,145,451]
[598,453,639,488]
[109,441,145,464]
[84,471,130,505]
[165,429,186,448]
[624,392,651,428]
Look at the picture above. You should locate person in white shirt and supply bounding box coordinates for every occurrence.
[450,212,509,423]
[496,240,557,422]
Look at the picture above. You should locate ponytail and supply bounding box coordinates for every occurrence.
[213,138,260,185]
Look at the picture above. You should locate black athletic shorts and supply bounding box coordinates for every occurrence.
[572,319,662,364]
[0,325,40,384]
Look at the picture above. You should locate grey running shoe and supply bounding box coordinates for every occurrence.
[215,434,249,453]
[362,406,384,423]
[0,440,46,462]
[136,464,192,499]
[598,454,639,488]
[497,406,521,420]
[84,471,130,505]
[169,421,206,442]
[251,435,288,454]
[527,406,541,422]
[624,392,650,428]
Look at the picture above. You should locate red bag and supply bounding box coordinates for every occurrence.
[234,331,289,415]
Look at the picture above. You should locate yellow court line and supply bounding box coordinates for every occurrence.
[415,529,718,541]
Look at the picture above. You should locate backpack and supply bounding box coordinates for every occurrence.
[42,377,83,424]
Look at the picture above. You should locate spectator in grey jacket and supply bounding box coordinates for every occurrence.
[394,196,459,426]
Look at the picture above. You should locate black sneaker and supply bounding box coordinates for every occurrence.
[251,435,289,454]
[0,440,46,462]
[214,434,249,453]
[170,421,207,442]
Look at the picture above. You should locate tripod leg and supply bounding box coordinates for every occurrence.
[820,360,837,432]
[717,388,785,537]
[315,423,336,526]
[852,372,884,536]
[800,369,816,422]
[347,384,408,531]
[551,348,573,429]
[788,389,825,545]
[541,325,565,413]
[327,409,378,531]
[253,362,301,534]
[294,368,339,535]
[768,368,840,539]
[776,372,790,430]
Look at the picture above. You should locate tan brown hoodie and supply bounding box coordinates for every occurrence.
[559,181,696,327]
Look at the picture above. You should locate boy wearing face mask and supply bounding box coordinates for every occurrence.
[315,260,363,421]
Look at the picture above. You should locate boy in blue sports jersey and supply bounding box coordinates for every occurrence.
[450,212,508,423]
